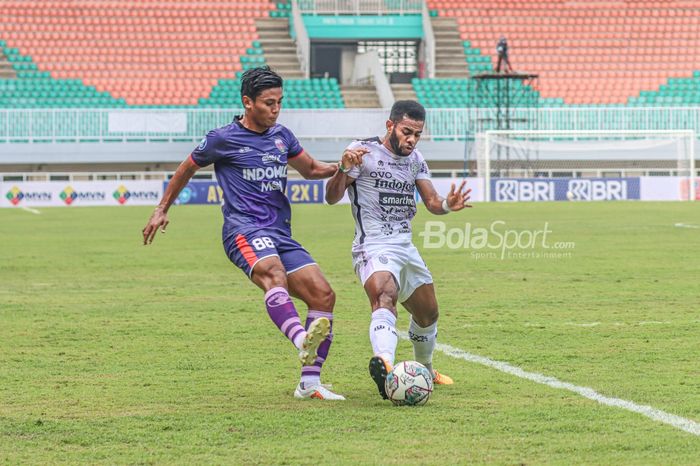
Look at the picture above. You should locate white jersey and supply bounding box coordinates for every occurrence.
[345,138,431,249]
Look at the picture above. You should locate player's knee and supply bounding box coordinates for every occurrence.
[316,286,336,311]
[255,263,288,289]
[376,290,398,311]
[413,308,439,327]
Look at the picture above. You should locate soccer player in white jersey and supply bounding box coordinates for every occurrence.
[325,100,472,400]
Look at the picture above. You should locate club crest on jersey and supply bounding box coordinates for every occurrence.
[196,138,207,151]
[410,161,421,176]
[274,138,287,153]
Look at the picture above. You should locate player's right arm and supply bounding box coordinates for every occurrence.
[142,155,200,245]
[324,147,367,204]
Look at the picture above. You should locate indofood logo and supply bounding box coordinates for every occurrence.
[113,185,130,204]
[5,186,24,205]
[60,186,78,205]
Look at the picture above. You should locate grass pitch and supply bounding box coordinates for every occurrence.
[1,202,699,464]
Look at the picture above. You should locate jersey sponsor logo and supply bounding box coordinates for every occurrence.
[373,179,415,193]
[379,192,415,207]
[197,138,207,151]
[381,224,393,235]
[369,171,392,179]
[261,180,284,192]
[378,254,389,264]
[260,152,283,164]
[238,146,252,153]
[242,165,288,181]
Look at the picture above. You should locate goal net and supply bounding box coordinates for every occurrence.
[475,130,696,201]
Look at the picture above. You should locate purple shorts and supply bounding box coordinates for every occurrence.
[224,228,316,277]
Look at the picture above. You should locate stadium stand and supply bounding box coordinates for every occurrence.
[424,0,700,105]
[0,0,343,108]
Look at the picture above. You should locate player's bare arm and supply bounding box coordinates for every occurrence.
[324,147,368,204]
[416,179,472,215]
[288,150,338,180]
[142,155,200,245]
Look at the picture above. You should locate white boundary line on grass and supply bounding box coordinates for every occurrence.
[674,223,700,229]
[20,206,41,215]
[398,332,700,436]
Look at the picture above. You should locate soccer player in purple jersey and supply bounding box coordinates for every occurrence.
[142,67,345,400]
[325,100,472,401]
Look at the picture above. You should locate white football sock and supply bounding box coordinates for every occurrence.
[409,318,437,374]
[369,308,398,366]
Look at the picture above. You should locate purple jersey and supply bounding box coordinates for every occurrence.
[190,117,303,237]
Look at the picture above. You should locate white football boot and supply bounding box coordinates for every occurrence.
[294,382,346,401]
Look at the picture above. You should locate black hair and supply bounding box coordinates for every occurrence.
[389,100,426,123]
[240,66,283,102]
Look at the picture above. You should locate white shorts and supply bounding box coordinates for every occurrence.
[352,242,433,303]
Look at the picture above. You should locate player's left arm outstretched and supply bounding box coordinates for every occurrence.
[416,179,472,215]
[288,151,339,180]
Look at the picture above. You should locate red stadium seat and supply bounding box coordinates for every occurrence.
[428,0,700,103]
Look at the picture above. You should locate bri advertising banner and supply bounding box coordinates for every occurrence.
[490,178,641,202]
[0,181,163,207]
[169,180,326,206]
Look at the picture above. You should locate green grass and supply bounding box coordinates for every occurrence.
[1,202,699,464]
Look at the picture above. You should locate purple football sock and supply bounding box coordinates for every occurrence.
[264,287,306,349]
[301,310,334,386]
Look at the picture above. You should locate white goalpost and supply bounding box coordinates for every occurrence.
[475,130,696,201]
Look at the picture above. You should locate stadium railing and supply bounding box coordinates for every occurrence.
[296,0,422,15]
[2,107,700,143]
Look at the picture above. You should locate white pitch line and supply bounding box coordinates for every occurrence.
[674,223,700,229]
[20,206,41,215]
[399,332,700,436]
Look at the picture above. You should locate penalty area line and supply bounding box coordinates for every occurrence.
[20,206,41,215]
[399,332,700,436]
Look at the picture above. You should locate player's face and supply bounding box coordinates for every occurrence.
[245,87,283,129]
[387,117,424,156]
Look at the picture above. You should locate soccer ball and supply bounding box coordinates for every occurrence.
[385,361,433,406]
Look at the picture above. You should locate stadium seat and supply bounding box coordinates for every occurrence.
[426,0,700,105]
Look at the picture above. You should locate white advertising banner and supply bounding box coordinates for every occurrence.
[0,181,163,207]
[640,176,699,201]
[108,112,187,133]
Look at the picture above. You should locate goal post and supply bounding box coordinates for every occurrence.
[475,130,696,201]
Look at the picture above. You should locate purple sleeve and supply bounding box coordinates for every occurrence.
[190,130,224,167]
[284,128,304,159]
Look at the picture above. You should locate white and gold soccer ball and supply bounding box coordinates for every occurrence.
[385,361,433,406]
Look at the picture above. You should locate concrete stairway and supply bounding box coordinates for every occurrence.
[254,17,303,78]
[432,17,469,78]
[341,85,381,108]
[391,83,417,102]
[0,49,15,78]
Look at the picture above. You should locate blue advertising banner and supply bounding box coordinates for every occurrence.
[166,180,325,205]
[490,178,641,202]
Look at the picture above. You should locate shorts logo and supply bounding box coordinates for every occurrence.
[274,138,287,153]
[266,291,291,306]
[60,186,78,205]
[5,186,24,205]
[197,138,207,151]
[378,255,389,264]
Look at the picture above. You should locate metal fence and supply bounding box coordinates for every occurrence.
[1,107,700,143]
[295,0,423,15]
